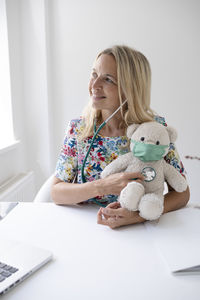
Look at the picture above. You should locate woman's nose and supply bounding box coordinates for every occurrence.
[92,77,102,90]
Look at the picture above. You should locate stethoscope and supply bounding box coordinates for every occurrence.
[80,98,157,205]
[81,99,128,206]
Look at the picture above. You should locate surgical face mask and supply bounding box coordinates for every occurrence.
[131,139,169,162]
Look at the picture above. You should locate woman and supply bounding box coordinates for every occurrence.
[51,45,190,229]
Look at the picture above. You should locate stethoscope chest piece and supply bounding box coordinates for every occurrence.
[141,167,156,182]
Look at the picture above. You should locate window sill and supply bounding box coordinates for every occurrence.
[0,140,21,155]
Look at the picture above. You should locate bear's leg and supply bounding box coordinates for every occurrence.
[139,194,164,221]
[119,181,145,211]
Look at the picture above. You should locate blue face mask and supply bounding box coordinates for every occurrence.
[131,139,169,162]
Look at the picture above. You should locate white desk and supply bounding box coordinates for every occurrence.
[0,203,199,300]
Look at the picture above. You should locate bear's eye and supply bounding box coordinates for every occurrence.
[156,141,160,145]
[140,137,145,141]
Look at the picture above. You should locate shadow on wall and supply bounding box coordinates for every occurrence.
[184,156,200,206]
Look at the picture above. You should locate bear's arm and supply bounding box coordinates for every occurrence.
[101,152,132,178]
[163,161,187,192]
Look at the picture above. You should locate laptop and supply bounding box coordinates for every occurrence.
[0,239,52,295]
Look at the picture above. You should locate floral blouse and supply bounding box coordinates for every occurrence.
[55,116,185,206]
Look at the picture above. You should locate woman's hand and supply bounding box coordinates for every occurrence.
[95,172,144,197]
[97,201,145,229]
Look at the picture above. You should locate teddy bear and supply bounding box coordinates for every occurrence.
[101,121,188,221]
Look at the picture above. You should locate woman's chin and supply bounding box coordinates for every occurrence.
[91,99,106,109]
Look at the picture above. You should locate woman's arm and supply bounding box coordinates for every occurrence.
[51,172,144,205]
[51,177,99,205]
[97,185,190,229]
[163,183,190,213]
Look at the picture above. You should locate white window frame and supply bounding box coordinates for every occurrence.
[0,0,16,152]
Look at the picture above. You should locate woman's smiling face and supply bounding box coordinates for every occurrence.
[89,54,120,112]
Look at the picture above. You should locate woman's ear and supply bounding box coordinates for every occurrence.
[166,126,177,143]
[126,124,140,138]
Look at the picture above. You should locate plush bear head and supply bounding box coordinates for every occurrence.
[127,121,177,162]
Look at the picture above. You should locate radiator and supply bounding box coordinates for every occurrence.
[0,172,36,202]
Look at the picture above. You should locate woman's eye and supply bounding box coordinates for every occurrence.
[105,77,113,83]
[140,137,145,141]
[156,141,160,145]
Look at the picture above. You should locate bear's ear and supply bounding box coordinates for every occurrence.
[126,124,140,138]
[166,126,177,143]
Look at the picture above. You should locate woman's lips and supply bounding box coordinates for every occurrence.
[92,95,106,100]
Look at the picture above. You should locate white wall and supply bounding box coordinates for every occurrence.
[47,0,200,163]
[3,0,200,195]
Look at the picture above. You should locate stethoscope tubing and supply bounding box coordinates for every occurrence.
[80,100,128,206]
[81,121,106,183]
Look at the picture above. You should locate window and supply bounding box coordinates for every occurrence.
[0,0,15,150]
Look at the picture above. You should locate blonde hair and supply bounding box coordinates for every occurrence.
[80,45,155,139]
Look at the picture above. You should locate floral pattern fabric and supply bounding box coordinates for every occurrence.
[55,117,185,206]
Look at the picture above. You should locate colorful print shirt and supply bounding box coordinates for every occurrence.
[55,116,185,206]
